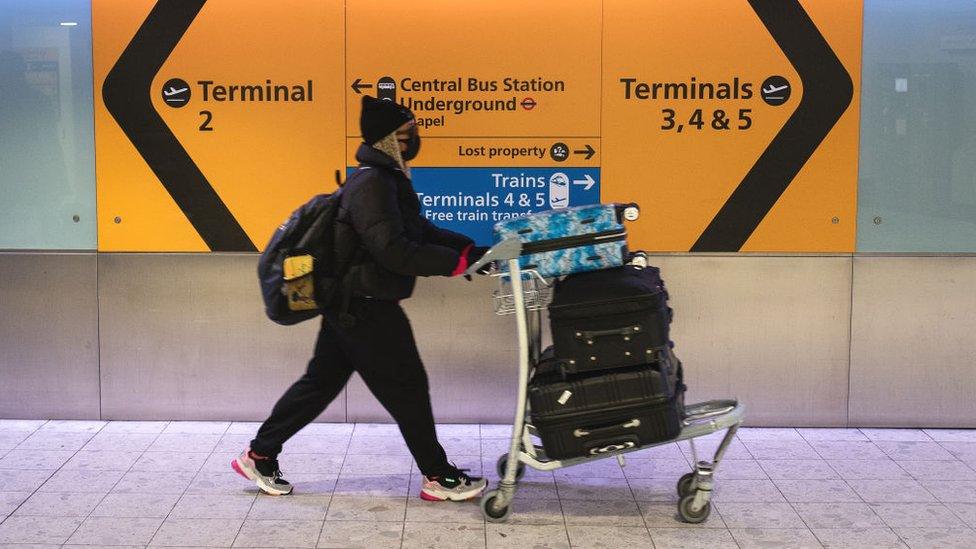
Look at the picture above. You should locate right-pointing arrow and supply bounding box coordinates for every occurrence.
[573,144,596,160]
[572,174,596,191]
[690,0,853,252]
[351,78,373,94]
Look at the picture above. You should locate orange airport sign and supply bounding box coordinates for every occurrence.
[94,0,861,252]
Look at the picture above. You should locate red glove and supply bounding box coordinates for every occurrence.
[451,244,473,277]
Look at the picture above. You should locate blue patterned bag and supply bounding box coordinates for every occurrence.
[493,203,638,278]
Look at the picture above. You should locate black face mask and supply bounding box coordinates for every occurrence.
[400,128,421,161]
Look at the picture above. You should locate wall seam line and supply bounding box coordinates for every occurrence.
[91,2,103,420]
[96,253,103,420]
[846,255,856,428]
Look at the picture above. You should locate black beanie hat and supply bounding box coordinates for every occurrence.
[360,96,414,145]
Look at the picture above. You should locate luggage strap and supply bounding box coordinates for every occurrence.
[521,229,626,255]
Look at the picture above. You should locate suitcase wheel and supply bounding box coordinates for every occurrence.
[481,490,512,522]
[623,204,640,222]
[678,493,711,523]
[628,252,648,269]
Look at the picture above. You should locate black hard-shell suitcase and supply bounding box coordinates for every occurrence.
[548,264,671,374]
[529,347,685,459]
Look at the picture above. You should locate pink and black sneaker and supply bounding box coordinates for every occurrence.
[232,447,293,496]
[420,467,486,501]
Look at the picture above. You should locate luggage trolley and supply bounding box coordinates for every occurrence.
[465,236,745,524]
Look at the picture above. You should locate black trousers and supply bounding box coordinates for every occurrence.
[251,299,450,476]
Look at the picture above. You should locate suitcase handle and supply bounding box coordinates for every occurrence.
[573,418,641,438]
[574,325,640,342]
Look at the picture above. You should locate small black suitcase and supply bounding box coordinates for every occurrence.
[529,347,685,459]
[548,264,671,374]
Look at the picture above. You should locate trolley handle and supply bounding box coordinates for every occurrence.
[465,237,522,277]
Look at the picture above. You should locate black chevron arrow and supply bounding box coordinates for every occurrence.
[103,0,256,251]
[690,0,853,252]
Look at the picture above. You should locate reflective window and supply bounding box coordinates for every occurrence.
[0,0,95,249]
[858,0,976,252]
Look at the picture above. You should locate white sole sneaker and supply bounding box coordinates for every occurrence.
[232,452,293,496]
[420,477,487,501]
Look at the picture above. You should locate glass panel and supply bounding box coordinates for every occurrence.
[858,0,976,252]
[0,0,95,249]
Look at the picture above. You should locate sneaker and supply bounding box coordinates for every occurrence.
[232,447,293,496]
[420,467,487,501]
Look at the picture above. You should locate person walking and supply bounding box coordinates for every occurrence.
[233,96,488,502]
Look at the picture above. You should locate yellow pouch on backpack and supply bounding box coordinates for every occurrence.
[282,254,317,311]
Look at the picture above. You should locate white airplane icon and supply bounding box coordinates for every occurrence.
[164,86,188,96]
[763,84,789,95]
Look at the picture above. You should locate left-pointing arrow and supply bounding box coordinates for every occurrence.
[351,78,373,94]
[103,0,255,251]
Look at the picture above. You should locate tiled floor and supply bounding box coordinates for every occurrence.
[1,421,976,548]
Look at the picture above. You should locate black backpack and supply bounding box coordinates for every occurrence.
[258,173,357,326]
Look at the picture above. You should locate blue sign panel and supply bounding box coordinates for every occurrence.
[348,167,600,245]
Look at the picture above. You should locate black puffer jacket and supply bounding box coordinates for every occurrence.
[334,144,473,301]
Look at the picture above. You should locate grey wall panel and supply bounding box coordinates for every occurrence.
[97,254,345,421]
[0,253,100,419]
[345,276,520,424]
[850,257,976,427]
[26,253,976,427]
[651,256,853,427]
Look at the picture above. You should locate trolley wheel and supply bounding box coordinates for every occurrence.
[677,493,711,524]
[676,472,697,498]
[481,490,512,522]
[496,454,526,481]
